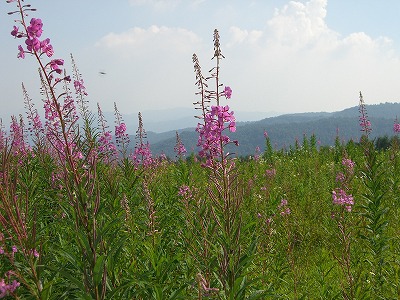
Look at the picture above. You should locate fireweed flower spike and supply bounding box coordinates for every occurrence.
[332,189,354,212]
[196,104,237,165]
[114,102,130,158]
[97,103,117,161]
[223,86,232,99]
[394,116,400,133]
[131,112,153,167]
[358,92,372,137]
[332,156,355,212]
[211,29,225,106]
[49,59,64,74]
[191,30,248,296]
[174,131,187,159]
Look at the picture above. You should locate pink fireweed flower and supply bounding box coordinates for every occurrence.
[17,45,25,59]
[62,95,79,123]
[175,143,187,156]
[97,103,117,160]
[265,168,276,177]
[25,37,40,52]
[332,189,354,211]
[358,92,372,136]
[394,117,400,133]
[130,142,153,167]
[74,79,88,96]
[278,199,291,216]
[178,185,192,199]
[0,278,20,298]
[98,131,117,157]
[43,99,59,123]
[196,105,237,163]
[114,103,131,156]
[40,38,54,57]
[342,158,355,173]
[32,113,42,132]
[335,172,346,183]
[253,146,261,161]
[26,18,43,39]
[228,121,236,132]
[115,123,127,139]
[10,117,28,156]
[32,249,39,258]
[174,132,187,158]
[223,86,232,99]
[49,59,64,74]
[279,199,288,208]
[11,25,19,37]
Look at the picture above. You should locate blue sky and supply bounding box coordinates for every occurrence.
[1,0,400,123]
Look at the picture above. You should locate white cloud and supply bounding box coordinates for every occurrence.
[96,25,202,58]
[227,26,263,46]
[266,0,331,48]
[87,26,205,113]
[221,0,400,113]
[90,0,400,115]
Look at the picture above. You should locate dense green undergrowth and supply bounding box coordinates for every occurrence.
[2,137,400,299]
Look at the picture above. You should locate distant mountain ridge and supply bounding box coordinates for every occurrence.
[103,108,280,134]
[127,102,400,158]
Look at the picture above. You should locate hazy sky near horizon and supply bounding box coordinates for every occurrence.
[1,0,400,122]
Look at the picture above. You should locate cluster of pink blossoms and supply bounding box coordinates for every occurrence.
[178,185,192,199]
[174,132,187,158]
[9,117,31,157]
[257,198,290,227]
[358,92,372,136]
[130,142,153,167]
[196,105,237,163]
[332,189,354,212]
[10,16,69,82]
[223,86,232,99]
[394,118,400,133]
[0,277,20,299]
[74,79,88,96]
[278,199,291,216]
[265,168,276,178]
[332,157,355,212]
[174,142,187,157]
[98,131,117,157]
[0,241,21,298]
[115,123,127,138]
[342,158,355,174]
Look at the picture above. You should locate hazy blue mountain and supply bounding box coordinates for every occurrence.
[103,108,280,134]
[130,102,400,158]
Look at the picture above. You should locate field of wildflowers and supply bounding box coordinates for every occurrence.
[2,1,400,299]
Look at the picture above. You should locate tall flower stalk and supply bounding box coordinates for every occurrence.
[174,131,187,160]
[191,29,258,299]
[358,92,372,139]
[330,156,356,299]
[131,112,152,168]
[5,1,122,298]
[113,102,130,159]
